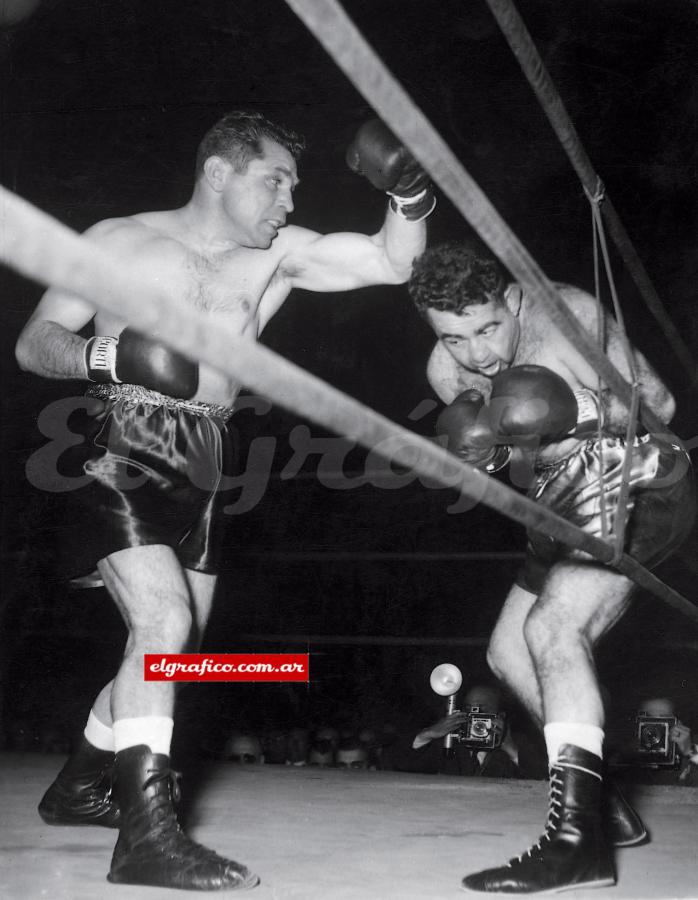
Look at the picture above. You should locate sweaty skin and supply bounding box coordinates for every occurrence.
[14,134,426,726]
[16,138,423,407]
[425,283,674,463]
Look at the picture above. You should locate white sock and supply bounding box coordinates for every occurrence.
[113,716,174,756]
[84,709,115,752]
[544,722,604,763]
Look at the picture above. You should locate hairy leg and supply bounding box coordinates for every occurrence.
[87,565,217,727]
[184,567,218,650]
[97,545,195,722]
[487,583,544,726]
[524,561,635,726]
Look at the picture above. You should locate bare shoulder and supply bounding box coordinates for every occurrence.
[427,340,492,403]
[273,224,322,275]
[83,213,191,270]
[553,283,599,328]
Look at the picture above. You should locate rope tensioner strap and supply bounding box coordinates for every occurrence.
[0,182,695,621]
[483,0,698,388]
[279,0,695,620]
[283,0,680,444]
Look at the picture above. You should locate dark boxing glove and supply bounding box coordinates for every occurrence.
[487,364,602,443]
[345,119,436,222]
[84,328,199,399]
[435,389,512,473]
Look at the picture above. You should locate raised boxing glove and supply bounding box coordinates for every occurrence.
[345,119,436,222]
[488,364,601,442]
[84,328,199,399]
[435,389,511,473]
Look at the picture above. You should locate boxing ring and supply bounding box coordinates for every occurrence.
[1,751,696,900]
[1,0,696,623]
[1,1,698,897]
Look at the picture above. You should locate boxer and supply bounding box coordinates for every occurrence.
[408,239,695,893]
[16,111,434,891]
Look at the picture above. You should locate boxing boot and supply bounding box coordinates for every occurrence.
[602,778,648,847]
[38,736,120,827]
[107,745,259,890]
[462,744,615,893]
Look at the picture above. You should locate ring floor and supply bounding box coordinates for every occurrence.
[1,752,696,900]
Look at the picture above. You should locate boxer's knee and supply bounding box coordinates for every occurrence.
[486,629,515,684]
[126,596,193,651]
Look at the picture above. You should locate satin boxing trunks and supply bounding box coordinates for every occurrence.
[60,383,239,577]
[516,434,695,594]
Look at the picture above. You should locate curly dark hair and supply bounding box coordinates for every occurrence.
[195,110,305,177]
[408,240,507,318]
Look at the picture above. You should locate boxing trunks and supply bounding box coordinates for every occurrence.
[516,434,695,594]
[59,383,239,576]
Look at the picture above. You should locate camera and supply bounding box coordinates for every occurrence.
[451,707,504,750]
[634,713,679,767]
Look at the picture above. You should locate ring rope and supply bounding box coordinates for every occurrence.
[279,0,695,619]
[589,199,641,564]
[282,0,684,445]
[483,0,698,388]
[590,203,610,542]
[1,184,696,623]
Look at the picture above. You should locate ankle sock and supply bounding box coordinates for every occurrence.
[113,716,174,756]
[544,722,604,764]
[84,709,115,752]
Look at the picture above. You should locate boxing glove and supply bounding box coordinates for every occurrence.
[487,364,601,442]
[84,328,199,399]
[435,389,511,473]
[345,119,436,222]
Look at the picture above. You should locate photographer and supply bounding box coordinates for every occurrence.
[613,697,698,786]
[411,685,546,779]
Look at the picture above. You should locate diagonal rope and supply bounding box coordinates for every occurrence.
[588,195,641,565]
[590,196,610,542]
[278,0,695,621]
[0,184,695,621]
[482,0,698,388]
[282,0,684,447]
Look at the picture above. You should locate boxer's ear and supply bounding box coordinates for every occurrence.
[202,156,231,192]
[503,284,523,316]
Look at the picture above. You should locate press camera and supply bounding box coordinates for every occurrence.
[634,712,679,767]
[450,706,505,750]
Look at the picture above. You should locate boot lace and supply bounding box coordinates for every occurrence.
[139,767,230,865]
[508,765,563,866]
[143,766,182,804]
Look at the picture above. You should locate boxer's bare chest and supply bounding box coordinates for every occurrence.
[180,248,280,336]
[95,237,284,339]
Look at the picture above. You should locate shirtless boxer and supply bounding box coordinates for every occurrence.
[15,111,433,890]
[407,240,695,894]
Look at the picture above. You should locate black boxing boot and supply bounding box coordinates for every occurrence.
[107,745,259,890]
[38,737,120,827]
[602,778,648,847]
[462,744,615,893]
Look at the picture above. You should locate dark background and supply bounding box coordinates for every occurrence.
[1,0,697,753]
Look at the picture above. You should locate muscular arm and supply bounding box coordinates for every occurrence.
[15,217,151,381]
[561,288,675,429]
[276,205,426,293]
[15,289,97,379]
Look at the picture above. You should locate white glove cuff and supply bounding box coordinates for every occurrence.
[84,335,120,383]
[388,188,436,222]
[572,389,602,435]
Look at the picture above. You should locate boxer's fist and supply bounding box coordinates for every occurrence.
[345,119,435,221]
[84,328,199,399]
[435,389,511,473]
[488,365,579,442]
